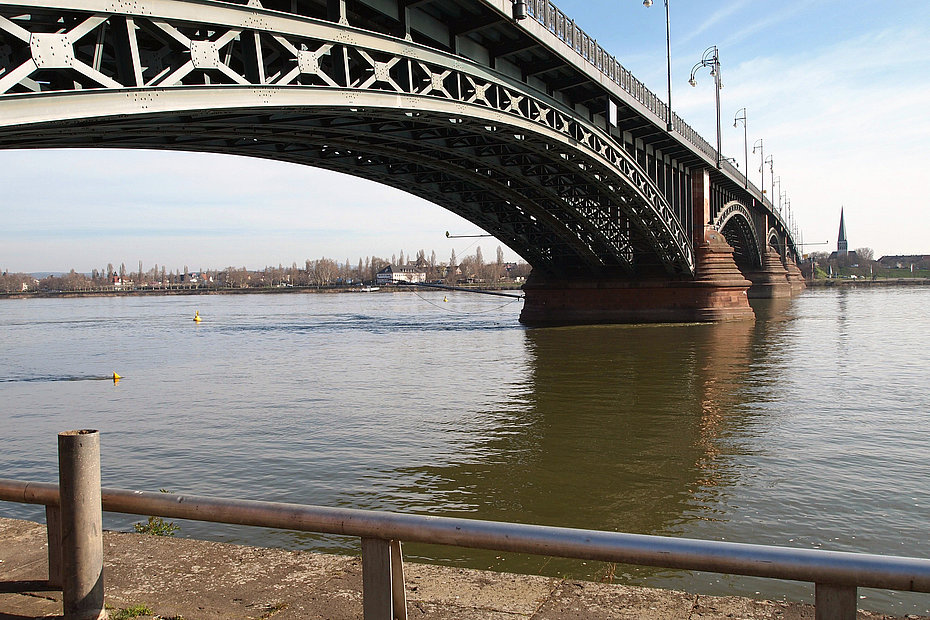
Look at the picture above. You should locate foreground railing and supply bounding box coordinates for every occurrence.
[2,433,930,619]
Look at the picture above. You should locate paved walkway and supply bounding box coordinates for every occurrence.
[0,516,925,619]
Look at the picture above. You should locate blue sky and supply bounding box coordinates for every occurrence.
[2,0,928,272]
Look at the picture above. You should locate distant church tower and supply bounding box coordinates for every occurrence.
[837,207,848,256]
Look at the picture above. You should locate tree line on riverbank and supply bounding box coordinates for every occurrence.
[807,247,930,280]
[0,246,533,294]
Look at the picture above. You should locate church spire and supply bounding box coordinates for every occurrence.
[837,207,848,255]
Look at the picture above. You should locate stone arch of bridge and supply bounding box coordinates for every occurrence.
[0,1,695,278]
[714,201,762,271]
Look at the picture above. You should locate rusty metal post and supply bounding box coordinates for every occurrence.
[815,583,856,620]
[362,538,392,620]
[58,430,106,620]
[362,538,407,620]
[390,540,407,620]
[45,504,62,588]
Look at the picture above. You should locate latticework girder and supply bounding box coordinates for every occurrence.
[0,0,695,276]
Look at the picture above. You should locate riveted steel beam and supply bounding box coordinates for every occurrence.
[0,0,695,276]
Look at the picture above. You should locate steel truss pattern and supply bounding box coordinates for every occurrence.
[0,0,694,276]
[714,201,762,270]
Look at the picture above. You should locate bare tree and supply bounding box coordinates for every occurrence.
[854,247,875,262]
[445,249,458,284]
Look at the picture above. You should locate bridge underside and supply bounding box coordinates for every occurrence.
[0,0,804,324]
[0,90,700,281]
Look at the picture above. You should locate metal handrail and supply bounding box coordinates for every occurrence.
[2,478,930,615]
[524,0,718,161]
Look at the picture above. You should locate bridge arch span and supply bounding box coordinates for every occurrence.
[767,229,787,264]
[0,0,694,277]
[714,201,761,271]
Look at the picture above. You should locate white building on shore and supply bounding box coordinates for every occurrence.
[376,264,427,285]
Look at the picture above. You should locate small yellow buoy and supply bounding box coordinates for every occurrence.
[112,372,121,382]
[443,296,448,302]
[193,311,202,323]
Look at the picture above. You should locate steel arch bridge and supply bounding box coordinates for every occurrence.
[0,0,802,320]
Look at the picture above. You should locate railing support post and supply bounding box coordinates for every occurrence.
[390,540,407,619]
[815,583,856,620]
[58,429,106,620]
[45,504,62,588]
[361,537,406,620]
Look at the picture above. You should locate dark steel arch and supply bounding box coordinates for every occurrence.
[0,0,696,277]
[767,228,787,264]
[714,201,761,270]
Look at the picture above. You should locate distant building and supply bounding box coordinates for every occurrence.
[837,207,847,255]
[376,264,426,285]
[877,255,930,269]
[829,208,857,262]
[182,272,213,284]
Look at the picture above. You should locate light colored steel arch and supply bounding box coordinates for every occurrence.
[0,0,695,276]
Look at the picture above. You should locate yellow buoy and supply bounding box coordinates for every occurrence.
[193,311,202,323]
[443,296,448,302]
[112,372,121,381]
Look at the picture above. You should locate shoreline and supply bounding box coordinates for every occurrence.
[0,283,524,300]
[805,278,930,287]
[4,278,929,300]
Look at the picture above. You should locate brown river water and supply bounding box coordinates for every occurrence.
[1,286,928,613]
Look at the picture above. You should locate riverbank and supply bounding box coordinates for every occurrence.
[806,278,930,287]
[0,516,923,619]
[0,283,523,300]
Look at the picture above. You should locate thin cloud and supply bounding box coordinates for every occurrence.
[676,1,750,48]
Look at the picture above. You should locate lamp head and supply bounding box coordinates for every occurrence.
[643,0,653,6]
[689,77,697,87]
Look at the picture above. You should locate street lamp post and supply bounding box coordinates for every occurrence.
[752,138,764,201]
[733,108,748,188]
[643,0,673,132]
[690,46,722,168]
[773,176,782,214]
[764,154,774,206]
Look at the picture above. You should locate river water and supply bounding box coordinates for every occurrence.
[1,287,928,614]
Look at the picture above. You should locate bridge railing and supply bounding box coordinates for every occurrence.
[523,0,792,241]
[524,0,715,161]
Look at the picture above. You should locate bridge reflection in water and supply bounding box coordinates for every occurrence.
[352,302,794,587]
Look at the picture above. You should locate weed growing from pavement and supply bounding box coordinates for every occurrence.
[110,604,154,619]
[133,489,180,536]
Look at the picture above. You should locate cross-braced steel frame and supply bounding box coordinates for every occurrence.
[0,0,697,277]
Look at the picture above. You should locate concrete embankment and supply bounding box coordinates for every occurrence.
[0,516,924,619]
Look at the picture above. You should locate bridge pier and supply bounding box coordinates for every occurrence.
[519,168,754,326]
[745,246,793,299]
[520,228,754,326]
[785,261,807,295]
